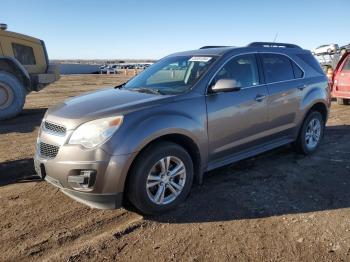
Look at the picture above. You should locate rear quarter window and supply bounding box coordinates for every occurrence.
[297,53,324,75]
[12,43,36,65]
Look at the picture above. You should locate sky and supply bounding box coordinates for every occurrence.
[1,0,349,60]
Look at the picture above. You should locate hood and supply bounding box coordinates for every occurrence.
[46,88,174,129]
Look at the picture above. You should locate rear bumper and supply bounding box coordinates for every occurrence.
[332,90,350,99]
[31,64,60,91]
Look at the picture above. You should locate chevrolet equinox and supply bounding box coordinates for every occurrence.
[34,42,330,214]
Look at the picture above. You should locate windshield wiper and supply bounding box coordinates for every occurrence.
[114,83,126,89]
[129,87,164,95]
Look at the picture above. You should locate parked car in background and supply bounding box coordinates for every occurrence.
[100,65,117,74]
[35,42,330,215]
[312,44,339,55]
[340,44,350,55]
[332,51,350,105]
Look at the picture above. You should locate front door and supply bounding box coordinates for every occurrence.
[206,54,269,163]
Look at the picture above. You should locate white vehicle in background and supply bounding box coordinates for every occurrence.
[100,65,117,74]
[312,44,339,55]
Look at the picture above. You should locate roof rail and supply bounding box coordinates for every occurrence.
[247,42,302,49]
[199,46,228,49]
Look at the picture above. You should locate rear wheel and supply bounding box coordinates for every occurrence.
[0,72,26,120]
[337,98,350,105]
[295,111,325,155]
[127,141,194,215]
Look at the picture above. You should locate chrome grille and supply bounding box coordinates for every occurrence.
[39,142,59,159]
[44,121,66,135]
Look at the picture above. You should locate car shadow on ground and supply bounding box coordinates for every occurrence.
[0,158,41,187]
[147,125,350,223]
[0,108,47,134]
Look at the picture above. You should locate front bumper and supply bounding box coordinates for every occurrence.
[34,143,136,209]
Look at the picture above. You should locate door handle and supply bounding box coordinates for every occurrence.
[255,94,266,102]
[297,85,307,91]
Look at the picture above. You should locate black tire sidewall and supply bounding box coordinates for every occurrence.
[0,71,26,120]
[128,142,194,215]
[299,111,324,154]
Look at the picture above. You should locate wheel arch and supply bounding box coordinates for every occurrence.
[0,56,31,91]
[308,102,328,123]
[122,132,203,204]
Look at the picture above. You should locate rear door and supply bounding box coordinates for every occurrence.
[334,54,350,98]
[260,53,305,139]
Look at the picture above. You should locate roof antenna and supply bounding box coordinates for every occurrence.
[273,33,279,43]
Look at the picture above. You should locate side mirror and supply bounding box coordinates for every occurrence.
[211,79,241,93]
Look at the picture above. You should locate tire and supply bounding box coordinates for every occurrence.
[0,71,26,120]
[337,98,350,105]
[295,111,325,155]
[127,141,194,215]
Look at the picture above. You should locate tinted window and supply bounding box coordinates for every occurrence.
[12,43,36,65]
[342,57,350,71]
[261,54,294,83]
[297,53,324,74]
[292,62,304,78]
[214,54,260,88]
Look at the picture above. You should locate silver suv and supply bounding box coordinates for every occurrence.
[34,42,330,215]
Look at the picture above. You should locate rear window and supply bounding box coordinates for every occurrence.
[12,43,36,65]
[297,53,324,74]
[261,53,295,83]
[342,57,350,71]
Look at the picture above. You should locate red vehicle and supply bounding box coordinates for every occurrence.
[332,51,350,105]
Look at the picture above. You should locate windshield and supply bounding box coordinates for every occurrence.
[124,55,216,95]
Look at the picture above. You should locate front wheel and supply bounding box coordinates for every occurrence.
[295,111,325,155]
[127,142,194,215]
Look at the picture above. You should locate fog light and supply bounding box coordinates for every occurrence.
[68,170,96,190]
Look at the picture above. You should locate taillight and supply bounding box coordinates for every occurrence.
[332,72,340,91]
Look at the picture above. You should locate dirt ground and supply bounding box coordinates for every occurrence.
[1,75,350,262]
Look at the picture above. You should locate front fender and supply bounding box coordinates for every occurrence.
[102,95,208,160]
[106,112,206,156]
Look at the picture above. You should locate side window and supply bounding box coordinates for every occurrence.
[12,43,36,65]
[342,57,350,71]
[261,53,295,83]
[214,54,260,88]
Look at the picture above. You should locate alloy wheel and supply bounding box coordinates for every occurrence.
[146,156,186,205]
[305,118,322,150]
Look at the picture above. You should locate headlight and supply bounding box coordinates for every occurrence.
[69,116,123,149]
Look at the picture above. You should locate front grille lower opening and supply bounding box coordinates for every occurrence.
[39,142,59,159]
